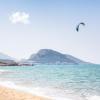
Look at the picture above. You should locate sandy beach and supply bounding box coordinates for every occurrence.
[0,86,50,100]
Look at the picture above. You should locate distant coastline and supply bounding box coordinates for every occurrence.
[0,49,94,66]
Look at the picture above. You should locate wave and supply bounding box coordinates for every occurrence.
[0,69,10,74]
[86,95,100,100]
[0,69,7,72]
[0,81,17,88]
[0,81,74,100]
[0,81,100,100]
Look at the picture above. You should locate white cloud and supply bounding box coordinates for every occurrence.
[9,11,30,24]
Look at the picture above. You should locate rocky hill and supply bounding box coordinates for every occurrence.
[0,53,18,66]
[28,49,87,65]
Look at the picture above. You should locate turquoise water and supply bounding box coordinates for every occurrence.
[0,64,100,100]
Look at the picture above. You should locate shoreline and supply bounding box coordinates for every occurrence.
[0,81,73,100]
[0,86,50,100]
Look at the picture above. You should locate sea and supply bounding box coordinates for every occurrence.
[0,64,100,100]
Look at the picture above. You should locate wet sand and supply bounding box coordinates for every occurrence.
[0,86,50,100]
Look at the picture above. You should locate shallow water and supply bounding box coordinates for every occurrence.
[0,64,100,100]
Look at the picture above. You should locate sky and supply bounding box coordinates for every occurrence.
[0,0,100,64]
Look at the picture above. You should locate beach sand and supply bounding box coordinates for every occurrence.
[0,86,50,100]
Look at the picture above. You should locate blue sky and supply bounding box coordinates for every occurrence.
[0,0,100,63]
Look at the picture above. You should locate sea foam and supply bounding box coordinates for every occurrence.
[0,81,73,100]
[0,81,17,88]
[87,95,100,100]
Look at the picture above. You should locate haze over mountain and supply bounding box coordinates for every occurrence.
[0,53,14,60]
[0,49,92,65]
[28,49,88,65]
[0,53,17,66]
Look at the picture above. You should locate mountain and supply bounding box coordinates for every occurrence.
[0,53,14,60]
[28,49,88,65]
[0,53,18,66]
